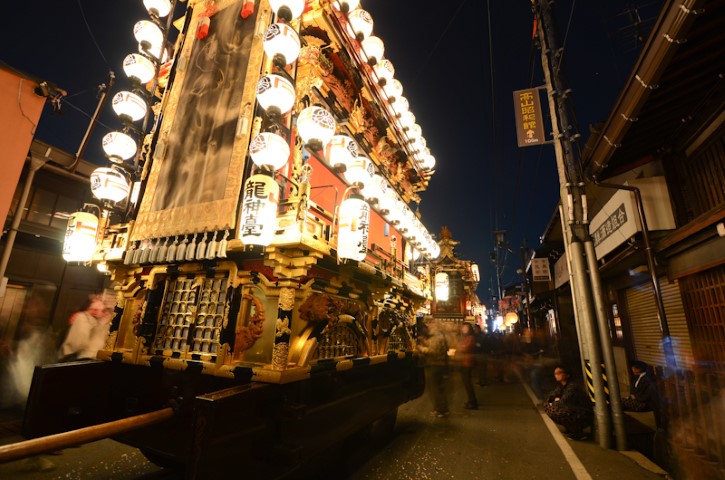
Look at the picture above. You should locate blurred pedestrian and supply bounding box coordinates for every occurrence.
[473,324,488,386]
[417,318,450,418]
[458,323,478,409]
[59,295,112,361]
[543,365,593,440]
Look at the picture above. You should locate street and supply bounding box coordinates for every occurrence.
[0,370,668,479]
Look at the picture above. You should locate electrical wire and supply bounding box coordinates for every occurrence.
[413,0,470,81]
[77,0,111,69]
[60,97,114,132]
[556,0,576,76]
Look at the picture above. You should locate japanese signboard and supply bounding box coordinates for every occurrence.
[531,257,552,282]
[513,88,546,147]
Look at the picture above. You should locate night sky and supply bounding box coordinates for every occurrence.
[1,0,662,304]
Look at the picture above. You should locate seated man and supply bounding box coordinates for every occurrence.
[543,365,593,440]
[622,360,659,412]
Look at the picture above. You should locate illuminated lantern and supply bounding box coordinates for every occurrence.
[90,167,131,203]
[398,110,416,130]
[269,0,305,22]
[471,264,480,283]
[62,212,99,262]
[143,0,172,17]
[430,242,441,259]
[102,131,137,161]
[325,134,357,171]
[373,59,395,84]
[138,42,168,63]
[240,173,279,246]
[435,272,449,302]
[420,151,436,170]
[391,95,409,117]
[112,91,147,122]
[344,156,371,188]
[337,194,370,261]
[123,53,156,84]
[361,36,384,65]
[382,78,403,102]
[383,195,403,225]
[334,0,360,12]
[297,106,336,151]
[256,74,295,119]
[347,9,373,40]
[249,132,290,170]
[134,20,164,54]
[363,173,384,204]
[375,179,394,215]
[263,23,301,67]
[505,312,519,325]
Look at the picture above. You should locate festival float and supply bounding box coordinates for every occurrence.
[17,0,444,475]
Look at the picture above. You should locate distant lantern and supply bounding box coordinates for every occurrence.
[344,156,371,188]
[382,78,403,102]
[334,0,360,13]
[398,110,416,130]
[263,23,301,67]
[391,95,409,117]
[102,131,137,161]
[269,0,305,22]
[420,151,436,170]
[297,106,336,152]
[62,211,99,262]
[361,36,384,65]
[347,9,373,40]
[471,264,480,283]
[337,194,370,261]
[383,195,404,226]
[240,172,279,246]
[505,312,519,325]
[256,74,295,119]
[325,134,357,172]
[112,91,147,122]
[363,173,384,205]
[435,272,450,302]
[249,132,290,170]
[143,0,172,17]
[123,53,156,84]
[373,59,395,84]
[90,167,131,203]
[133,20,164,54]
[429,242,441,259]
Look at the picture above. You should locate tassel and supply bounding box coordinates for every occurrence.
[176,235,188,262]
[217,230,229,258]
[148,238,161,264]
[196,232,208,259]
[241,0,255,18]
[166,236,179,263]
[139,241,152,264]
[157,237,169,264]
[186,233,197,261]
[206,231,218,259]
[124,242,137,265]
[132,242,145,264]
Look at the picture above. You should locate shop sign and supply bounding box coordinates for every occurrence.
[513,88,546,147]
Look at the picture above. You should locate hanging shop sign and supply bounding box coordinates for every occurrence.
[513,88,545,147]
[531,257,551,282]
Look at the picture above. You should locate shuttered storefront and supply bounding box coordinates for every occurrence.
[625,278,693,367]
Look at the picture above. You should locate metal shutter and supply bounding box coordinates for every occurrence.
[625,278,693,367]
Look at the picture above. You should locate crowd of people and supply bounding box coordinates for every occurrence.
[417,317,661,442]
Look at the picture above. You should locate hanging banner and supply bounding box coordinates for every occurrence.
[513,88,546,147]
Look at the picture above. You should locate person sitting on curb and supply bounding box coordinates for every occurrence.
[622,360,659,413]
[543,365,593,440]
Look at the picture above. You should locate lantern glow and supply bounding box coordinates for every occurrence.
[256,74,296,118]
[90,167,131,203]
[249,132,290,170]
[240,173,279,246]
[263,23,301,66]
[338,194,370,261]
[435,272,450,302]
[62,212,99,262]
[297,106,336,151]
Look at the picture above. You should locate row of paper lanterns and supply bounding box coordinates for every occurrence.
[63,0,172,261]
[243,2,440,260]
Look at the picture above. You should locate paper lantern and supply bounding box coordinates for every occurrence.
[361,36,384,64]
[505,312,519,325]
[297,106,336,151]
[62,212,99,262]
[90,167,131,202]
[435,272,450,302]
[123,53,156,84]
[102,131,137,161]
[263,23,301,66]
[240,173,279,246]
[256,74,295,118]
[347,9,373,40]
[112,91,147,122]
[249,132,290,170]
[337,194,370,261]
[324,134,357,171]
[344,156,372,188]
[134,20,164,54]
[269,0,305,22]
[334,0,360,12]
[143,0,172,17]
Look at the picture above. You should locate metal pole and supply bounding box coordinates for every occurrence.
[68,72,115,173]
[536,0,611,447]
[0,157,47,292]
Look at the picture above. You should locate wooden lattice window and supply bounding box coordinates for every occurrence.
[679,265,725,372]
[670,136,725,224]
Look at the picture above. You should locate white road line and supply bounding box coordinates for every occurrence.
[521,382,593,480]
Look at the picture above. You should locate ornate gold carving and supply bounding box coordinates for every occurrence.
[234,293,265,352]
[279,287,296,311]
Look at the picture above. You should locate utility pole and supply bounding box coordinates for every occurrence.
[533,0,626,449]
